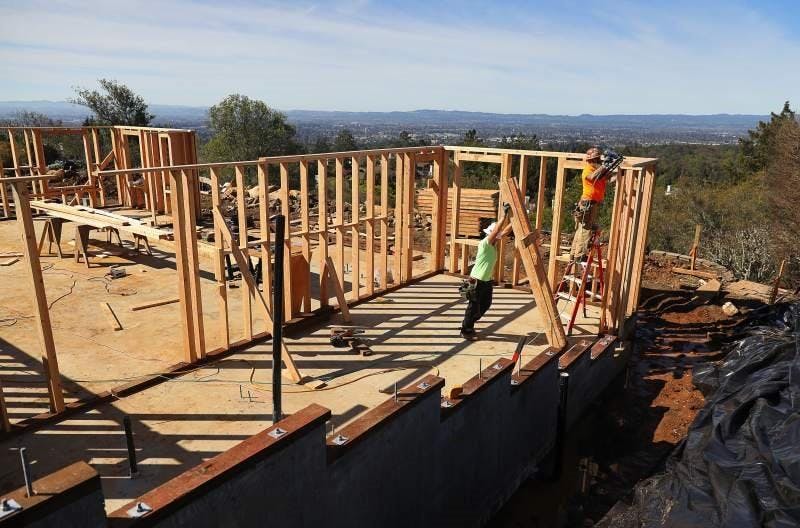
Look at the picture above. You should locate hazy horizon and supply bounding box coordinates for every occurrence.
[0,99,771,118]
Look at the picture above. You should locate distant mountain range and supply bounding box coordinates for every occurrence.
[0,100,209,123]
[0,100,767,145]
[0,100,766,129]
[283,109,766,129]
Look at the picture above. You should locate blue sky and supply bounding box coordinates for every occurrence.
[0,0,798,114]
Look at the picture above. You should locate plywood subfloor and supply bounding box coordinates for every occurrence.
[0,218,600,513]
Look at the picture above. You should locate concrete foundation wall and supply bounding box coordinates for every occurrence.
[0,462,105,528]
[2,335,627,528]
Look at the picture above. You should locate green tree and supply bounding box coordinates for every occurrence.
[202,94,299,163]
[71,79,154,125]
[764,113,800,279]
[462,129,481,146]
[333,128,358,152]
[739,101,796,172]
[0,112,84,165]
[311,136,332,153]
[5,111,62,127]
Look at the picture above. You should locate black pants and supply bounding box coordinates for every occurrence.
[461,280,493,332]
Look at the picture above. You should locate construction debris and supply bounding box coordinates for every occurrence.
[330,327,372,356]
[696,278,721,297]
[722,301,739,316]
[130,297,180,312]
[101,302,123,331]
[672,267,718,280]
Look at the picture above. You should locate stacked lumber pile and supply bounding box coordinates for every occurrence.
[416,188,498,237]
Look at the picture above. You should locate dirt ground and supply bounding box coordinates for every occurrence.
[490,253,768,527]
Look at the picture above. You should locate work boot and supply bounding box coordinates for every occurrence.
[460,329,478,341]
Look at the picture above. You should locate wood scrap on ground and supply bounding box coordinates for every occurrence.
[101,301,123,331]
[130,297,179,311]
[672,267,718,280]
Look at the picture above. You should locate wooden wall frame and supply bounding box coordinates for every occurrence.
[1,126,198,223]
[1,134,656,423]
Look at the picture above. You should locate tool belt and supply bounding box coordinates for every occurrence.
[459,278,478,302]
[572,199,597,219]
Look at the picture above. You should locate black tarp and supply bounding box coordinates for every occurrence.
[604,304,800,527]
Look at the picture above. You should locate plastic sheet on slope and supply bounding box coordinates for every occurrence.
[603,303,800,528]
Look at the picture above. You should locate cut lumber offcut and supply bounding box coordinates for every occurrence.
[0,257,19,266]
[672,267,718,280]
[130,297,179,311]
[101,302,123,331]
[302,378,328,390]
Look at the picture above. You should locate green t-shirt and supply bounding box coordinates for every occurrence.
[470,238,497,281]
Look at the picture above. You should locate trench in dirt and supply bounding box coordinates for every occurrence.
[488,288,751,527]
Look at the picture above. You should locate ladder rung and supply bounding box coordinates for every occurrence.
[557,290,602,302]
[562,274,594,285]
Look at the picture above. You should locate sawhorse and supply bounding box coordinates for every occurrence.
[36,217,65,258]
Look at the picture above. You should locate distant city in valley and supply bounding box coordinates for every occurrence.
[0,100,766,147]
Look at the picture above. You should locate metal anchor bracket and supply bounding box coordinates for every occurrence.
[268,427,288,439]
[0,499,22,520]
[127,502,153,518]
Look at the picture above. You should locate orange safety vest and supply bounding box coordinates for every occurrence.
[581,164,607,202]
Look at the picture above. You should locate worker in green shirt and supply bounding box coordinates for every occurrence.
[460,206,513,340]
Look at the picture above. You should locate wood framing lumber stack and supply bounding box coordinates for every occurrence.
[29,200,171,240]
[417,187,497,237]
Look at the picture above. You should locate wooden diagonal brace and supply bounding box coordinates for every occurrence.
[323,256,352,323]
[97,150,116,172]
[212,207,302,383]
[499,159,567,350]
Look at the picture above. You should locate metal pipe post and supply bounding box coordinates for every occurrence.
[550,371,570,482]
[18,447,33,497]
[272,214,285,424]
[123,415,138,477]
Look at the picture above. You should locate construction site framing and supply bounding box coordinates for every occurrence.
[0,126,656,441]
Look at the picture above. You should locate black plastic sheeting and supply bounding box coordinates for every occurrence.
[605,304,800,527]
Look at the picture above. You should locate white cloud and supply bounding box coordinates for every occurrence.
[0,0,797,113]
